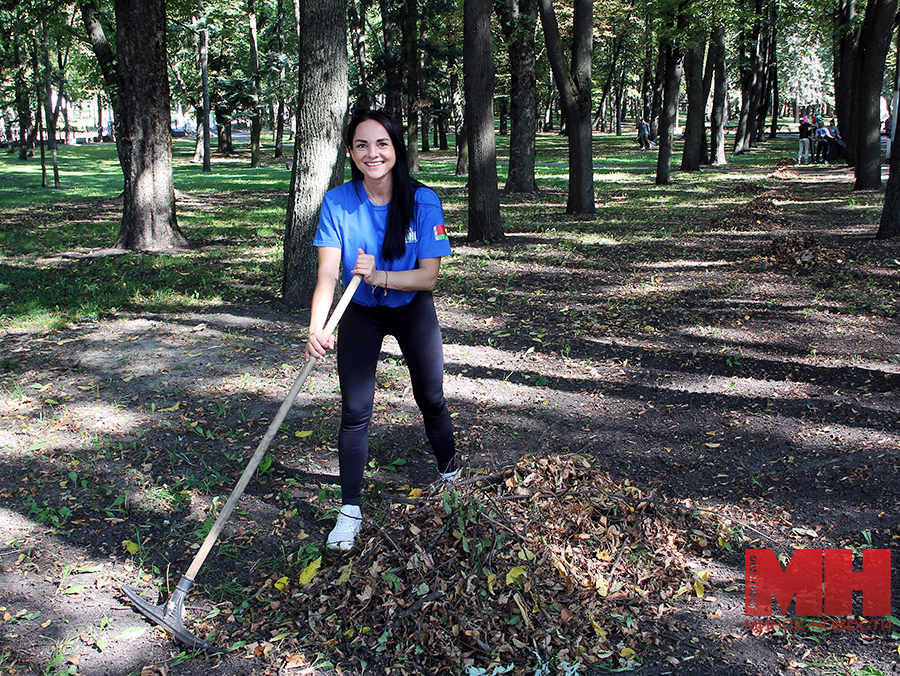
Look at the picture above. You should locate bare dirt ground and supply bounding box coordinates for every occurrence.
[1,163,899,675]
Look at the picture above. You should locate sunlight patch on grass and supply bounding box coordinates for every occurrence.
[1,308,71,334]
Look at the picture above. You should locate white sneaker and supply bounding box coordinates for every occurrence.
[326,505,362,551]
[439,469,459,483]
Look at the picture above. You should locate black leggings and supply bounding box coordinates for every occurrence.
[336,291,456,505]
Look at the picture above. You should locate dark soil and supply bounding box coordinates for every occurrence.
[1,163,899,676]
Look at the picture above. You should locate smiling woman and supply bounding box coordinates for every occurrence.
[304,109,458,552]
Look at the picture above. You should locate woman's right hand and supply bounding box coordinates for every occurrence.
[305,329,335,361]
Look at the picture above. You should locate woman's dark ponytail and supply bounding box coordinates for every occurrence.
[345,110,418,261]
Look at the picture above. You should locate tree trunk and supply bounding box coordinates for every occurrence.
[274,0,286,159]
[41,28,61,188]
[348,0,370,109]
[498,0,539,194]
[681,39,705,172]
[641,25,653,123]
[282,0,348,308]
[406,0,420,172]
[709,26,727,165]
[450,59,467,175]
[733,0,763,154]
[464,0,504,242]
[80,2,123,164]
[114,0,188,250]
[656,38,684,185]
[538,0,594,214]
[14,44,34,160]
[834,0,856,162]
[649,43,665,141]
[380,0,403,113]
[852,0,897,190]
[200,21,211,171]
[877,129,900,238]
[249,0,262,168]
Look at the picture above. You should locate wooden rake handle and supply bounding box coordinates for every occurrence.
[183,275,362,582]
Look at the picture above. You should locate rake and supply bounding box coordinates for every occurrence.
[123,275,362,651]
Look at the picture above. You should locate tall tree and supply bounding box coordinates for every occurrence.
[463,0,503,242]
[348,0,370,109]
[833,0,856,159]
[282,0,347,307]
[497,0,539,193]
[538,0,595,214]
[406,0,420,171]
[248,0,262,168]
[655,34,684,185]
[680,34,706,172]
[878,125,900,238]
[379,0,403,113]
[733,0,764,154]
[199,13,211,172]
[708,25,727,165]
[98,0,189,250]
[851,0,897,190]
[40,24,63,188]
[274,0,287,158]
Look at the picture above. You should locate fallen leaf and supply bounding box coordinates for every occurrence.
[298,556,322,585]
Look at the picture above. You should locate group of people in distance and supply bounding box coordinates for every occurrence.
[798,115,844,165]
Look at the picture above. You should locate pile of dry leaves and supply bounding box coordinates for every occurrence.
[768,232,847,268]
[241,455,726,674]
[710,190,793,231]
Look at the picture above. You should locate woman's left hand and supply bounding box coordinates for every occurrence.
[353,248,379,286]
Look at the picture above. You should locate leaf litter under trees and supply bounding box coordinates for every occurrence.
[181,455,728,674]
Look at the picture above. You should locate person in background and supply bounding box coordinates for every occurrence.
[797,117,811,165]
[637,118,651,150]
[305,109,458,552]
[813,117,832,164]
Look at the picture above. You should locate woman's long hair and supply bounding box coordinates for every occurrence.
[345,109,420,261]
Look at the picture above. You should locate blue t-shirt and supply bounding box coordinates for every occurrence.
[313,180,452,308]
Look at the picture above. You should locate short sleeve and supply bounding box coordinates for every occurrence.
[414,188,452,260]
[313,195,343,249]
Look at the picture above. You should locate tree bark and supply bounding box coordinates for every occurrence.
[649,45,666,142]
[877,129,900,238]
[709,25,727,165]
[274,0,286,159]
[497,0,539,193]
[834,0,856,162]
[199,19,211,171]
[348,0,370,109]
[538,0,594,214]
[113,0,188,250]
[733,0,764,154]
[80,1,123,164]
[379,0,403,113]
[248,0,262,168]
[15,43,34,160]
[41,28,61,188]
[282,0,348,308]
[406,0,420,171]
[852,0,897,190]
[681,38,705,172]
[450,59,468,175]
[464,0,504,242]
[656,37,684,185]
